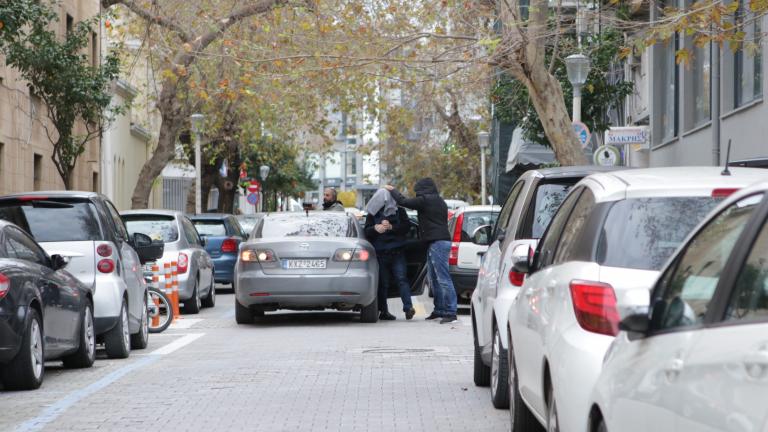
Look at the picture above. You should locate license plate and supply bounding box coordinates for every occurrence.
[283,259,326,269]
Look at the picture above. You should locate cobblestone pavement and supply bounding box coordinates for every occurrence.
[0,289,508,432]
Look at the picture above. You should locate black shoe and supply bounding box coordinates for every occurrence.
[379,312,396,320]
[440,315,458,324]
[425,312,441,320]
[405,308,416,320]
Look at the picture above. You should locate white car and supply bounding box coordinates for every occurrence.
[471,166,613,408]
[506,167,768,432]
[445,199,470,211]
[588,182,768,432]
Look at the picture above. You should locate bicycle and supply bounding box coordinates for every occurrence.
[147,286,173,333]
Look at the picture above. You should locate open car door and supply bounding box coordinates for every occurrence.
[393,221,428,297]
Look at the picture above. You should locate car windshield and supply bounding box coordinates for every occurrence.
[258,215,350,238]
[124,216,178,243]
[0,199,101,242]
[193,221,226,236]
[239,219,257,235]
[597,196,724,271]
[531,183,573,238]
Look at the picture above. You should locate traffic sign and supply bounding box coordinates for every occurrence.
[572,122,591,148]
[247,180,260,193]
[247,192,259,205]
[593,145,621,166]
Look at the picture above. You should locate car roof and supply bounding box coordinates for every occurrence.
[521,165,621,181]
[189,213,233,220]
[121,209,183,218]
[452,205,500,215]
[0,190,101,200]
[581,166,768,202]
[263,211,352,221]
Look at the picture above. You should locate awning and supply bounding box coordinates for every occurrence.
[505,128,556,172]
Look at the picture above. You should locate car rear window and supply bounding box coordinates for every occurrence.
[530,182,573,238]
[0,199,101,242]
[192,220,227,236]
[124,216,179,243]
[597,196,724,271]
[258,216,351,238]
[458,211,499,242]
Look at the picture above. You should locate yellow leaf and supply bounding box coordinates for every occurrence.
[675,48,691,66]
[183,43,193,53]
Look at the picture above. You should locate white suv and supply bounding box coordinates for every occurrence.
[588,182,768,432]
[506,167,768,432]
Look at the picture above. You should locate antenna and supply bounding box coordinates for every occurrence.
[721,139,732,176]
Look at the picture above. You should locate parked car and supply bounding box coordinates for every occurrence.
[122,210,215,313]
[0,221,96,390]
[234,212,427,324]
[0,192,162,359]
[444,199,470,210]
[588,182,768,432]
[471,166,616,408]
[190,214,246,287]
[505,167,768,432]
[236,213,265,237]
[442,205,500,304]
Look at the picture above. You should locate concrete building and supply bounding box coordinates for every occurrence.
[0,0,102,195]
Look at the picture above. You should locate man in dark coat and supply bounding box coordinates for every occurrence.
[386,178,458,324]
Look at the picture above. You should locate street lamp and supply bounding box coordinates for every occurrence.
[477,131,489,206]
[190,113,205,214]
[565,53,591,123]
[259,165,270,212]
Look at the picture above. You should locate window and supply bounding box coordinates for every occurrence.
[181,218,201,246]
[66,14,74,36]
[91,32,98,68]
[494,180,523,241]
[525,181,574,239]
[734,6,763,107]
[459,211,499,243]
[0,142,4,180]
[105,201,129,241]
[124,216,179,243]
[33,153,42,191]
[725,214,768,322]
[92,172,99,193]
[0,200,102,242]
[656,31,679,143]
[553,189,595,264]
[533,187,583,270]
[4,227,47,266]
[193,220,227,237]
[691,43,711,126]
[258,215,352,238]
[651,194,763,332]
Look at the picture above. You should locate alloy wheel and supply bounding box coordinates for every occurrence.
[547,389,559,432]
[30,319,43,380]
[121,304,130,351]
[85,307,95,360]
[508,348,516,424]
[491,329,501,394]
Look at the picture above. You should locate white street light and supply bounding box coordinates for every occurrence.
[190,113,205,214]
[565,53,591,123]
[477,131,489,206]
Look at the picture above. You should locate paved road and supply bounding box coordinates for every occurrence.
[0,289,508,432]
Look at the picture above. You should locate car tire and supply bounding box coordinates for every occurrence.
[235,299,254,324]
[202,277,216,308]
[1,309,44,390]
[596,418,607,432]
[508,343,542,431]
[130,294,149,350]
[183,278,201,315]
[105,300,131,359]
[473,317,491,386]
[547,379,560,432]
[491,327,510,408]
[360,297,378,323]
[63,303,96,368]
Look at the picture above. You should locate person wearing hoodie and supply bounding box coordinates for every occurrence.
[363,188,416,321]
[322,187,345,211]
[385,178,458,324]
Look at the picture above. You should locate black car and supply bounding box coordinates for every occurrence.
[0,221,95,390]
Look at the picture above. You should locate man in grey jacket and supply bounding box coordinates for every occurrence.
[322,188,345,211]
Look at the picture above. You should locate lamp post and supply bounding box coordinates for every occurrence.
[564,53,591,123]
[477,131,489,206]
[259,165,270,212]
[190,113,205,214]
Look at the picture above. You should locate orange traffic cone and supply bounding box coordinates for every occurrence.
[170,261,180,319]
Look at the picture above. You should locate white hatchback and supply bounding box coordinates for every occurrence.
[589,182,768,432]
[505,167,768,432]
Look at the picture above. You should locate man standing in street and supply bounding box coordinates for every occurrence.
[385,179,458,324]
[322,187,345,211]
[364,188,416,321]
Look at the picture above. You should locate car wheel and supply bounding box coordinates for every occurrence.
[105,300,131,359]
[473,317,491,386]
[508,342,543,431]
[235,299,254,324]
[360,297,378,323]
[1,308,44,390]
[547,379,560,432]
[202,277,216,308]
[183,278,201,314]
[491,327,510,408]
[596,418,607,432]
[63,303,96,368]
[130,294,149,350]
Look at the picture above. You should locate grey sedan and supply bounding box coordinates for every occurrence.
[235,212,379,323]
[121,210,215,314]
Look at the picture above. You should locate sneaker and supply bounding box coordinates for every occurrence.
[425,312,441,321]
[440,315,458,324]
[379,312,396,321]
[405,308,416,320]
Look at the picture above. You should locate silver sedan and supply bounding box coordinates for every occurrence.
[234,212,378,323]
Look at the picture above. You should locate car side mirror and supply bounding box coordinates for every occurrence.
[50,254,68,271]
[618,313,650,341]
[510,243,533,274]
[472,225,492,246]
[496,229,506,243]
[200,236,207,247]
[133,232,164,264]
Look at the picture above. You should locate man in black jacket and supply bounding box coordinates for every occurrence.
[385,178,458,324]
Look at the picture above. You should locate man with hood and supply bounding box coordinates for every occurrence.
[322,187,345,211]
[364,188,415,321]
[385,178,458,324]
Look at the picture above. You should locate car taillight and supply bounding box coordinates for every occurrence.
[96,244,112,257]
[448,213,464,266]
[97,259,115,273]
[0,273,9,299]
[333,248,370,261]
[712,188,739,198]
[242,249,276,263]
[221,238,238,253]
[177,253,188,274]
[569,280,620,336]
[509,270,525,287]
[448,243,459,265]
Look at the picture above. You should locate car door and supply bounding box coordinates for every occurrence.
[104,200,144,325]
[608,192,764,431]
[401,217,429,295]
[181,216,213,291]
[673,193,768,432]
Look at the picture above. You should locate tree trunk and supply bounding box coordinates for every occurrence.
[185,177,196,214]
[216,167,239,214]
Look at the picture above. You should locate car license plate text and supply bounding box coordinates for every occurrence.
[283,259,326,269]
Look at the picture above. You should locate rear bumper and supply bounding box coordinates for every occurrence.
[235,268,376,309]
[212,254,237,284]
[449,266,478,303]
[0,306,24,363]
[93,274,126,325]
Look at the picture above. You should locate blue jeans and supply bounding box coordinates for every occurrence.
[427,240,457,316]
[376,249,413,313]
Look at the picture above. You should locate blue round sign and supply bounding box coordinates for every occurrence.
[572,122,591,148]
[247,192,259,205]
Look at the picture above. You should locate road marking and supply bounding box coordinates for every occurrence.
[14,333,205,432]
[168,318,202,329]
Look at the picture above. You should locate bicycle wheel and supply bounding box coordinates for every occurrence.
[147,288,173,333]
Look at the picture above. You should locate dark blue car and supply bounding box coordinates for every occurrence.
[189,214,245,287]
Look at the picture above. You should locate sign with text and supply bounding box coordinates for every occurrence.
[605,126,649,148]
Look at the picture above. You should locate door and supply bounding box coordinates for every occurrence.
[104,201,144,326]
[182,216,214,293]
